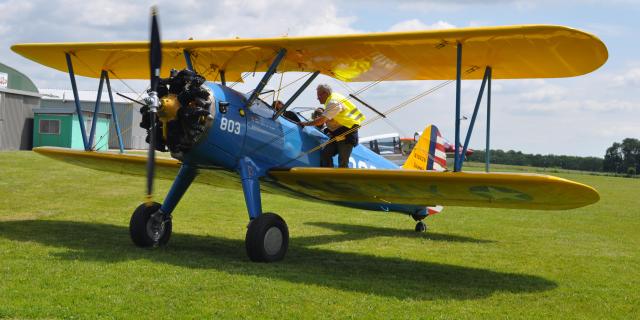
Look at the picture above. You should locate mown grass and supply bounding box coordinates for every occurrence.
[0,151,638,319]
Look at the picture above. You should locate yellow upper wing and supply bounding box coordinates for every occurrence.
[268,167,600,210]
[12,25,607,82]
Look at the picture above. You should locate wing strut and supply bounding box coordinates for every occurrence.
[457,66,492,171]
[104,71,125,153]
[64,53,126,152]
[451,42,493,172]
[245,48,287,108]
[65,53,90,151]
[272,71,320,120]
[219,70,226,86]
[183,49,194,71]
[486,68,492,172]
[87,71,106,149]
[454,43,462,172]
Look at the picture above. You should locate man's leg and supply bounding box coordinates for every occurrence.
[337,141,354,168]
[321,141,338,167]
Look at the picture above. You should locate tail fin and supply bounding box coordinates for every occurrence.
[402,125,447,171]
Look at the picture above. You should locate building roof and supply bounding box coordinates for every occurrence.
[0,62,38,93]
[33,106,111,116]
[39,88,138,104]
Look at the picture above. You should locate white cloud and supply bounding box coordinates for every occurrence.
[394,0,537,12]
[611,67,640,87]
[0,0,34,36]
[388,19,455,32]
[519,84,567,103]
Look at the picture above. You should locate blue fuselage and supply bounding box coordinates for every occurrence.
[178,83,423,214]
[183,83,398,171]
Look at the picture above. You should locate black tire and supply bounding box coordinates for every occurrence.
[245,213,289,262]
[129,202,172,247]
[415,221,427,233]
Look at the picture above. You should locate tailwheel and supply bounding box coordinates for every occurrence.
[245,213,289,262]
[415,221,427,233]
[129,202,172,247]
[411,212,428,233]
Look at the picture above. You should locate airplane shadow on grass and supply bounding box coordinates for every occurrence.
[0,219,555,300]
[298,222,495,246]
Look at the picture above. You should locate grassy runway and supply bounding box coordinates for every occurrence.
[0,151,638,319]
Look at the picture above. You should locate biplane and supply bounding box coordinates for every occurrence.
[11,8,607,262]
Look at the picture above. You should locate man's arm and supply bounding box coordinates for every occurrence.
[300,101,341,127]
[299,116,328,127]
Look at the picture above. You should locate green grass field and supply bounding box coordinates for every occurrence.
[1,151,638,319]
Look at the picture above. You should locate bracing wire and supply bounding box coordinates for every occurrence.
[277,66,480,166]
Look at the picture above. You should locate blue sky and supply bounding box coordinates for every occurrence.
[1,0,638,157]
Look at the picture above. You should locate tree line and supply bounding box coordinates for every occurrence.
[466,149,605,172]
[464,138,639,174]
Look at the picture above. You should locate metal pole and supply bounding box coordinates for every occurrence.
[220,70,226,86]
[65,53,89,151]
[105,72,124,153]
[273,71,319,120]
[88,71,105,149]
[454,42,462,172]
[459,66,490,171]
[486,67,492,173]
[183,49,194,71]
[245,48,287,108]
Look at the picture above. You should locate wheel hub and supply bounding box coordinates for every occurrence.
[146,214,166,243]
[263,227,283,256]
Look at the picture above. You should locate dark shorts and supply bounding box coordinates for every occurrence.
[320,125,359,168]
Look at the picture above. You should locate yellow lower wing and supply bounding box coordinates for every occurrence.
[33,146,180,177]
[33,147,600,210]
[31,147,242,190]
[268,168,599,210]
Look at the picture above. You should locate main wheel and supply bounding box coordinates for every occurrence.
[245,213,289,262]
[129,202,172,248]
[415,221,427,232]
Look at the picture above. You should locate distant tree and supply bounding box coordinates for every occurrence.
[603,142,623,173]
[621,138,640,173]
[603,139,640,174]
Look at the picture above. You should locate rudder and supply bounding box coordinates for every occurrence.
[402,125,447,171]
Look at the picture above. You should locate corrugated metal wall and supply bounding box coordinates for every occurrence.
[108,103,148,150]
[0,92,39,150]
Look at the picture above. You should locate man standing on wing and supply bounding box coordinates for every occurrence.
[298,84,365,167]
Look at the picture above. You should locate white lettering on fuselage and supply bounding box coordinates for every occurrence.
[220,117,241,135]
[349,157,376,169]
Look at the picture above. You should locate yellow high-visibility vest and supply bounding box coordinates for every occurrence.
[324,92,365,128]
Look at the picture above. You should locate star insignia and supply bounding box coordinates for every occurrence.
[470,186,532,202]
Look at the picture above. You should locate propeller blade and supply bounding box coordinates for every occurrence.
[146,6,162,203]
[149,6,162,92]
[146,106,156,200]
